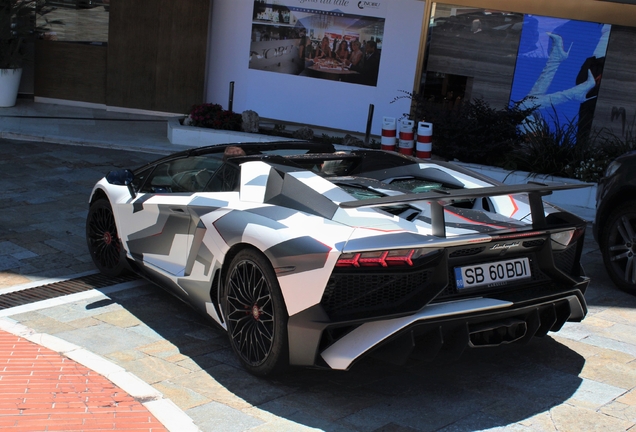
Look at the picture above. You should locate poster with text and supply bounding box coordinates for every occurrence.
[510,16,611,140]
[249,1,386,86]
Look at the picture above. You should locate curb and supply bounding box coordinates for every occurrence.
[0,287,201,432]
[1,131,179,156]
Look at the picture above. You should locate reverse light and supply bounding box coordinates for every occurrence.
[551,228,584,250]
[604,160,622,178]
[336,248,436,268]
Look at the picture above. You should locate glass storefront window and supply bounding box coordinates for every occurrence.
[422,2,612,140]
[420,3,523,110]
[38,1,109,44]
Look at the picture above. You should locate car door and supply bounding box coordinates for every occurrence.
[114,157,198,277]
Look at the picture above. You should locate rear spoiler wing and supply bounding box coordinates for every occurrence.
[339,182,593,237]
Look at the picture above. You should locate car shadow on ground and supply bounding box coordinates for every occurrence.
[90,284,586,431]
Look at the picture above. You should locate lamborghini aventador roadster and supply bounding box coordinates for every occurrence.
[86,141,590,376]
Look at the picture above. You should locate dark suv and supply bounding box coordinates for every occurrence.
[594,150,636,294]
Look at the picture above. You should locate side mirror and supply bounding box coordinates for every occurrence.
[106,169,136,198]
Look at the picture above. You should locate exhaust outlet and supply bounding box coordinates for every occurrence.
[469,319,527,347]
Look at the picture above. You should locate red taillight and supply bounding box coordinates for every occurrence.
[336,253,361,267]
[336,249,418,267]
[386,249,415,266]
[573,227,585,243]
[359,251,389,267]
[492,231,546,241]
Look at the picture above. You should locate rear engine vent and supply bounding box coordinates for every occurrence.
[523,239,545,248]
[321,270,432,320]
[449,247,485,258]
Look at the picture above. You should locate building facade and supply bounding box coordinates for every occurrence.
[32,0,636,138]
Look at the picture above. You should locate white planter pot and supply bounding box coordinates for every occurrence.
[0,68,23,107]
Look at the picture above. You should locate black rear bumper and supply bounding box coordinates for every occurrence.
[290,284,587,370]
[367,289,586,367]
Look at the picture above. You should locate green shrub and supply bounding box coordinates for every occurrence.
[393,91,636,183]
[595,114,636,161]
[319,133,344,145]
[187,103,242,131]
[510,108,636,182]
[0,0,64,69]
[507,108,581,178]
[391,92,534,166]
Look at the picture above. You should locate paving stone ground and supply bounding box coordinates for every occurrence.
[0,139,159,288]
[1,138,636,431]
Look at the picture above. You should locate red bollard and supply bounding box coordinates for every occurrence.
[381,117,396,151]
[398,119,415,156]
[416,122,433,159]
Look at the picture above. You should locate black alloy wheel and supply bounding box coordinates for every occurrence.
[86,199,127,277]
[601,202,636,294]
[223,249,289,376]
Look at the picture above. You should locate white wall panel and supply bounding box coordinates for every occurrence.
[206,0,425,136]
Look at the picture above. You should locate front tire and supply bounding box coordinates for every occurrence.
[223,249,289,376]
[601,202,636,294]
[86,198,127,277]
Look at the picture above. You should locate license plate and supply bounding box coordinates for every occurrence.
[455,257,531,289]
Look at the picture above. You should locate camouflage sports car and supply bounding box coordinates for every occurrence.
[86,141,590,376]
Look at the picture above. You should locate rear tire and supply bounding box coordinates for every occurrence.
[86,198,127,277]
[223,249,289,376]
[600,202,636,294]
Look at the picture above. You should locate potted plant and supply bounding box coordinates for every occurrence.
[0,0,60,107]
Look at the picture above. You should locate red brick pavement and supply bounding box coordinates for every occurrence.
[0,330,167,432]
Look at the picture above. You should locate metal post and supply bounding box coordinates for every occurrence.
[365,104,374,145]
[228,81,235,112]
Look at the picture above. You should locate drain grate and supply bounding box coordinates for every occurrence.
[0,273,139,310]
